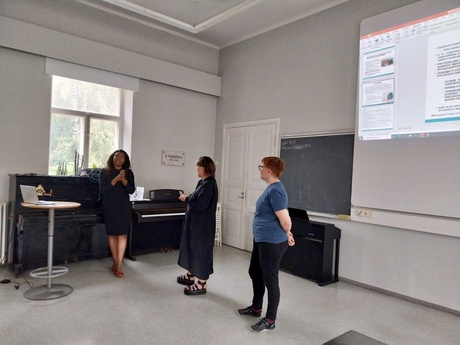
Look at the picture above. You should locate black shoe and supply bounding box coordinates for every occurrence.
[250,318,275,333]
[237,306,261,317]
[184,280,207,296]
[177,273,195,286]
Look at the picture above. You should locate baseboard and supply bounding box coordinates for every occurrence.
[339,277,460,317]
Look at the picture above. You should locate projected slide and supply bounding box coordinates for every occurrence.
[358,7,460,140]
[426,30,460,122]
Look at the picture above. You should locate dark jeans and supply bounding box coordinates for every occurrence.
[248,239,288,321]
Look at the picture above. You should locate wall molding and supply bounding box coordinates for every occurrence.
[339,277,460,316]
[0,15,221,97]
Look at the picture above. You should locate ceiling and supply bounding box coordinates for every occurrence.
[74,0,349,48]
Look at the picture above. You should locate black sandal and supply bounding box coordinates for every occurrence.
[184,280,207,296]
[177,272,195,286]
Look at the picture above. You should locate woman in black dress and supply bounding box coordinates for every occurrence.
[100,150,135,277]
[176,156,218,295]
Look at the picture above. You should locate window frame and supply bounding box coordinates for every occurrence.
[49,78,127,173]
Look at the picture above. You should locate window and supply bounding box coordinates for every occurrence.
[49,76,124,175]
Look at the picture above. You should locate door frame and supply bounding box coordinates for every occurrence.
[220,118,280,249]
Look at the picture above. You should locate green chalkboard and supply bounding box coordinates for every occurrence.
[280,134,354,215]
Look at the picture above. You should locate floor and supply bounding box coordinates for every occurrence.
[0,245,458,345]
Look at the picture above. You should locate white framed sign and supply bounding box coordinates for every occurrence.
[161,150,185,166]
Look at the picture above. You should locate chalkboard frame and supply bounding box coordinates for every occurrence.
[280,133,354,216]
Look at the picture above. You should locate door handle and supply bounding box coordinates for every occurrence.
[238,192,244,199]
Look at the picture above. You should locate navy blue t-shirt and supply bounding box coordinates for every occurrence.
[252,181,288,244]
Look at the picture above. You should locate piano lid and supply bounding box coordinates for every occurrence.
[149,189,184,202]
[288,207,309,222]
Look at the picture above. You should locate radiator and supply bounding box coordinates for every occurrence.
[0,202,7,264]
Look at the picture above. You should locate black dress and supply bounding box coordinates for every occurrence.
[178,176,218,280]
[99,168,135,236]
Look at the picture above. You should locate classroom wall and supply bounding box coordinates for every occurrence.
[131,80,217,192]
[0,47,52,185]
[216,0,460,312]
[0,0,218,74]
[0,0,219,200]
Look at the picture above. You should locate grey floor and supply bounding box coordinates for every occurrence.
[0,245,458,345]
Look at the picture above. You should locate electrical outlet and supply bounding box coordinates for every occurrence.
[356,209,374,218]
[362,210,374,218]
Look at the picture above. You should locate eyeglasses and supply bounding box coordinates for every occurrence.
[258,165,268,171]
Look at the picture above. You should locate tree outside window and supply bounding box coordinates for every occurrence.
[49,76,123,175]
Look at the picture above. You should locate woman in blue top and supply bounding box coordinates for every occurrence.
[237,156,295,333]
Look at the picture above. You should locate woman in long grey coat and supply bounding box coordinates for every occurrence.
[177,156,218,296]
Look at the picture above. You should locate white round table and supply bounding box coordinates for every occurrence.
[21,201,81,300]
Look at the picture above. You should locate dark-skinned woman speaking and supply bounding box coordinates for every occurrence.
[99,149,135,278]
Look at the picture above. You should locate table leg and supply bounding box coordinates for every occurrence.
[47,208,54,289]
[24,208,73,300]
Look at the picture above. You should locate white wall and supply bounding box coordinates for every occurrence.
[0,0,220,200]
[131,80,217,193]
[0,0,218,74]
[216,0,460,312]
[329,218,460,311]
[0,48,51,194]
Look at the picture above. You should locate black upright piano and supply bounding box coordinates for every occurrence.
[8,173,108,275]
[127,189,186,260]
[7,177,187,274]
[280,208,341,286]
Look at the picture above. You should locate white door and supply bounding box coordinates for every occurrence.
[221,120,279,251]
